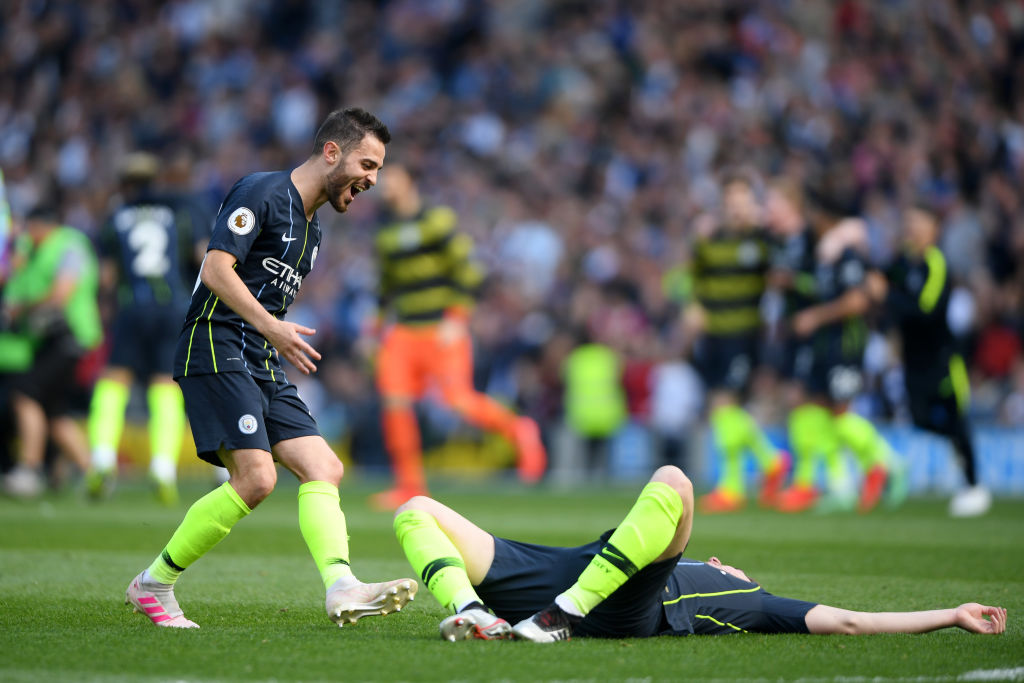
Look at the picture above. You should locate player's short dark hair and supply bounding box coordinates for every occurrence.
[312,108,391,156]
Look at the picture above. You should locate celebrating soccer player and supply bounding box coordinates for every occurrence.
[85,153,210,505]
[774,195,904,513]
[866,206,988,517]
[125,108,417,629]
[686,172,788,513]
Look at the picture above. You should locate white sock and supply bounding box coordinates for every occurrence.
[150,457,177,483]
[141,569,173,589]
[554,593,585,618]
[92,447,117,471]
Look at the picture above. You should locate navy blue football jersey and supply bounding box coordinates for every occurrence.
[174,171,321,380]
[660,558,816,635]
[99,193,210,308]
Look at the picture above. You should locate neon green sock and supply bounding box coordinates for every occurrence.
[298,481,354,589]
[147,482,251,585]
[710,405,747,496]
[393,509,480,614]
[147,383,185,480]
[560,481,682,616]
[788,404,837,487]
[835,412,891,472]
[87,378,130,470]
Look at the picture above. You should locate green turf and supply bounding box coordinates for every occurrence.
[1,476,1021,682]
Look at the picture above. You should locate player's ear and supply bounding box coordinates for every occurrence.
[322,140,340,166]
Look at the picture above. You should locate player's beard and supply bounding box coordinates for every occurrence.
[325,166,351,213]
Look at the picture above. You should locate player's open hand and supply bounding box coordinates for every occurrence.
[266,320,322,375]
[954,603,1006,634]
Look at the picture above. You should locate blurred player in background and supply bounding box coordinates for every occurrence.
[393,466,1006,642]
[368,165,545,510]
[776,200,904,513]
[85,152,210,504]
[868,206,988,517]
[125,108,416,629]
[2,207,101,497]
[686,173,787,513]
[765,179,829,511]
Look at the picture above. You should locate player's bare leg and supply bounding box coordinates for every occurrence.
[394,496,511,640]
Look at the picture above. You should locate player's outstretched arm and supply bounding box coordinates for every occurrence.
[201,249,321,374]
[805,603,1006,635]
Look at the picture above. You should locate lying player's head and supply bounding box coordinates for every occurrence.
[312,108,392,213]
[904,204,939,254]
[707,556,752,583]
[721,171,760,231]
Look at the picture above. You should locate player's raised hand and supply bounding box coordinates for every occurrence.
[265,320,322,374]
[954,603,1006,634]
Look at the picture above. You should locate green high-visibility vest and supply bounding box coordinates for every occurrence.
[4,226,101,350]
[564,343,626,438]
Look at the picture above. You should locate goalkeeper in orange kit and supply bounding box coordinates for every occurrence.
[367,166,546,510]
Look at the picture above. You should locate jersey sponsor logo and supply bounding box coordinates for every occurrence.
[262,257,303,297]
[281,235,298,242]
[238,414,258,434]
[737,241,761,266]
[227,207,256,235]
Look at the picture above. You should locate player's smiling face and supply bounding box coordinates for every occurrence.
[325,134,386,213]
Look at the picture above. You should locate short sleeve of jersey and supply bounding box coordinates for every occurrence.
[207,177,268,264]
[836,248,867,293]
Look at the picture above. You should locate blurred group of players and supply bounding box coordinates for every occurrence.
[0,155,987,518]
[686,172,987,518]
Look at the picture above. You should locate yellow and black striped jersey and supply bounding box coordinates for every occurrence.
[692,228,773,336]
[376,206,483,324]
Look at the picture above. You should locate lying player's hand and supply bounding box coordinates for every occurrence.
[954,603,1006,634]
[265,320,322,375]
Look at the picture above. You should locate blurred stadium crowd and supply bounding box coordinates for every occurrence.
[1,0,1022,474]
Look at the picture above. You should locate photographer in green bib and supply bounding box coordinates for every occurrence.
[2,206,101,498]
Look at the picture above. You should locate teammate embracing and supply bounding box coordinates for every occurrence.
[125,108,416,629]
[775,198,904,513]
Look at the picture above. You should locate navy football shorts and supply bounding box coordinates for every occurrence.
[177,371,320,466]
[475,530,680,639]
[108,304,186,380]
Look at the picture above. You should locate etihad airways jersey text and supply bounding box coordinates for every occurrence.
[173,171,322,380]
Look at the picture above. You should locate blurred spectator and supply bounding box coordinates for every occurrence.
[1,0,1023,487]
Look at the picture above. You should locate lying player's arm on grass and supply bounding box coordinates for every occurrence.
[805,603,1007,635]
[201,248,321,374]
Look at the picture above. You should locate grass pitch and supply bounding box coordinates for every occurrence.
[1,475,1021,682]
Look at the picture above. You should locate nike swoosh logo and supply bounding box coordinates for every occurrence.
[602,549,627,563]
[282,235,298,242]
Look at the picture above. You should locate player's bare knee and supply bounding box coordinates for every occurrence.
[651,465,693,505]
[320,455,344,485]
[235,464,277,507]
[394,495,436,519]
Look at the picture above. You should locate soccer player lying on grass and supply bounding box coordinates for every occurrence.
[393,466,1007,641]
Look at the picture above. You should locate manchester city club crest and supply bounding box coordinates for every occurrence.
[237,414,259,434]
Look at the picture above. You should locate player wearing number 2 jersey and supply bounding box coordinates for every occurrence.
[86,153,210,504]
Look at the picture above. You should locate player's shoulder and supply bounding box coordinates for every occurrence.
[228,171,290,197]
